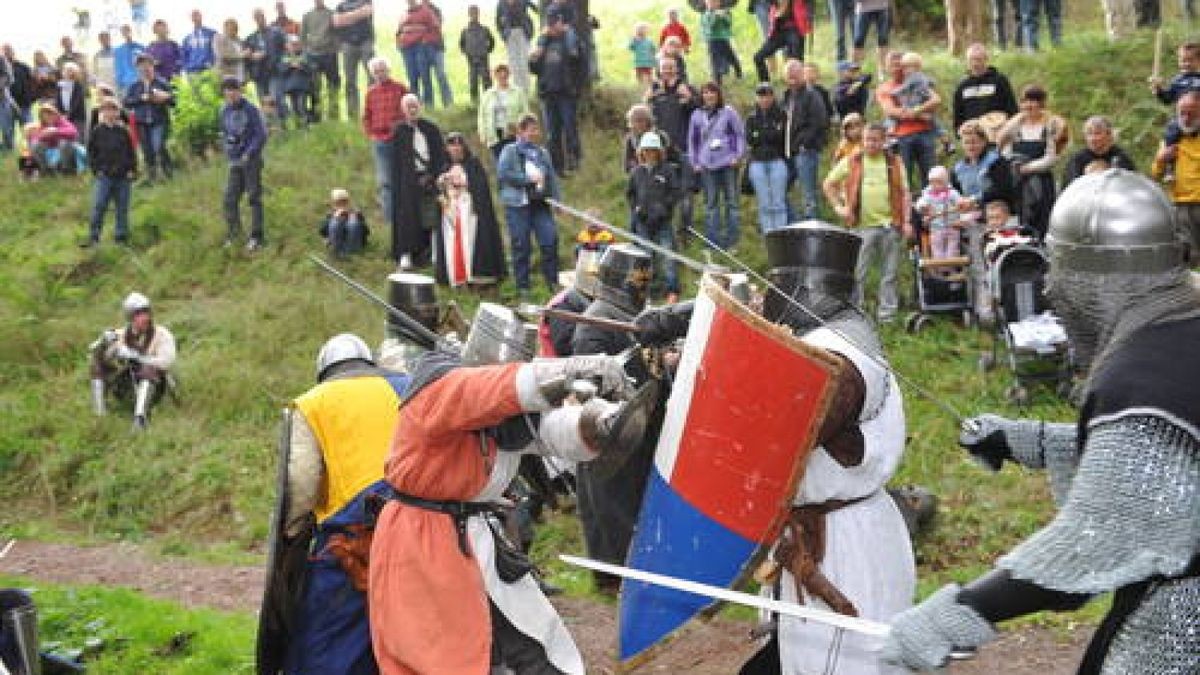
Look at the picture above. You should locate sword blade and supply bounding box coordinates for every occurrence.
[547,199,711,273]
[558,554,891,639]
[542,307,641,334]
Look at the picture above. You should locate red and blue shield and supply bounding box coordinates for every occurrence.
[618,279,840,668]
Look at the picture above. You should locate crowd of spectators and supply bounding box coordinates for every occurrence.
[0,0,1195,302]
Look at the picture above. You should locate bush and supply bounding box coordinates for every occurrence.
[170,71,224,160]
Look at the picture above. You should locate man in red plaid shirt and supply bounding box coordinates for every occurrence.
[362,56,409,237]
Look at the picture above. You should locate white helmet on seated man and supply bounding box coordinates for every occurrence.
[89,291,177,431]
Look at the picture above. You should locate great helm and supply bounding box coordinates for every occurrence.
[462,303,539,365]
[596,244,654,314]
[574,248,604,299]
[316,333,375,381]
[122,292,152,320]
[1046,169,1187,275]
[762,221,862,325]
[385,272,439,340]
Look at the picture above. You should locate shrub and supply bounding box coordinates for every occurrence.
[170,71,224,160]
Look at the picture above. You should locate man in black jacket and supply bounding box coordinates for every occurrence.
[529,13,583,173]
[782,58,830,221]
[390,93,447,269]
[951,43,1017,131]
[85,97,137,247]
[647,57,698,242]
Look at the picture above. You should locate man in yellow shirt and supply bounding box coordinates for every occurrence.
[258,333,409,675]
[823,123,912,321]
[1152,91,1200,265]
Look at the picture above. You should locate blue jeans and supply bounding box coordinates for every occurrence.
[699,166,740,250]
[372,140,395,229]
[90,174,131,241]
[505,203,559,291]
[0,99,14,151]
[749,159,789,234]
[895,130,938,191]
[270,75,289,120]
[752,0,771,38]
[632,214,679,294]
[828,0,856,61]
[402,44,433,105]
[1019,0,1062,50]
[852,9,891,49]
[991,0,1023,48]
[137,122,171,178]
[340,42,375,120]
[541,94,580,171]
[428,47,453,109]
[789,150,821,221]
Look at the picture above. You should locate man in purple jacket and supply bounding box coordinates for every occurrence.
[219,78,268,252]
[145,20,182,81]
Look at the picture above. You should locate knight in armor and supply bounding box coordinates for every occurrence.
[539,247,603,357]
[570,244,663,594]
[88,292,177,431]
[257,334,409,675]
[742,222,915,675]
[377,272,442,372]
[368,302,658,675]
[884,170,1200,673]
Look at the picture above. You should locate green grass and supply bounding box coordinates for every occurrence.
[0,2,1187,668]
[0,575,255,674]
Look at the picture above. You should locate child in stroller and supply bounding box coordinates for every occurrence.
[906,166,973,332]
[977,201,1073,403]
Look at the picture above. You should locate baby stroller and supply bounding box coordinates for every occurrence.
[904,220,975,333]
[978,244,1073,405]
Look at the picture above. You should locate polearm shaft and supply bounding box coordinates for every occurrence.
[547,199,710,273]
[542,307,641,334]
[309,255,444,351]
[559,554,890,639]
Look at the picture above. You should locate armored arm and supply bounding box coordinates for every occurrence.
[285,410,324,538]
[959,414,1079,503]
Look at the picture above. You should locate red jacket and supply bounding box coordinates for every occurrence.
[395,5,440,49]
[769,0,811,37]
[658,20,691,50]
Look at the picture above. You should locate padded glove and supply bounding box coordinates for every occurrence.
[882,585,997,671]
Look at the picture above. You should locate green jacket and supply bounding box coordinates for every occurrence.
[477,84,532,147]
[701,9,733,41]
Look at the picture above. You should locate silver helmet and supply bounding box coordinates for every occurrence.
[122,291,152,320]
[1046,170,1195,372]
[462,303,539,365]
[316,333,375,381]
[762,221,862,331]
[574,248,604,299]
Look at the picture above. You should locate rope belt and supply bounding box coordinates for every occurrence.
[757,494,873,617]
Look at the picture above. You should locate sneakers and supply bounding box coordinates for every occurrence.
[398,254,413,271]
[132,415,148,431]
[245,238,263,252]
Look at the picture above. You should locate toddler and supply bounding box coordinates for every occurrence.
[319,188,369,257]
[629,22,658,88]
[915,166,964,260]
[660,35,689,82]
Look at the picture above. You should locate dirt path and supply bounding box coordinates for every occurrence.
[1,540,1089,673]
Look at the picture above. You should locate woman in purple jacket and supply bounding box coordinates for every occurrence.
[688,81,746,249]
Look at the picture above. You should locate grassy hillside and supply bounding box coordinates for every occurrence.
[0,3,1191,665]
